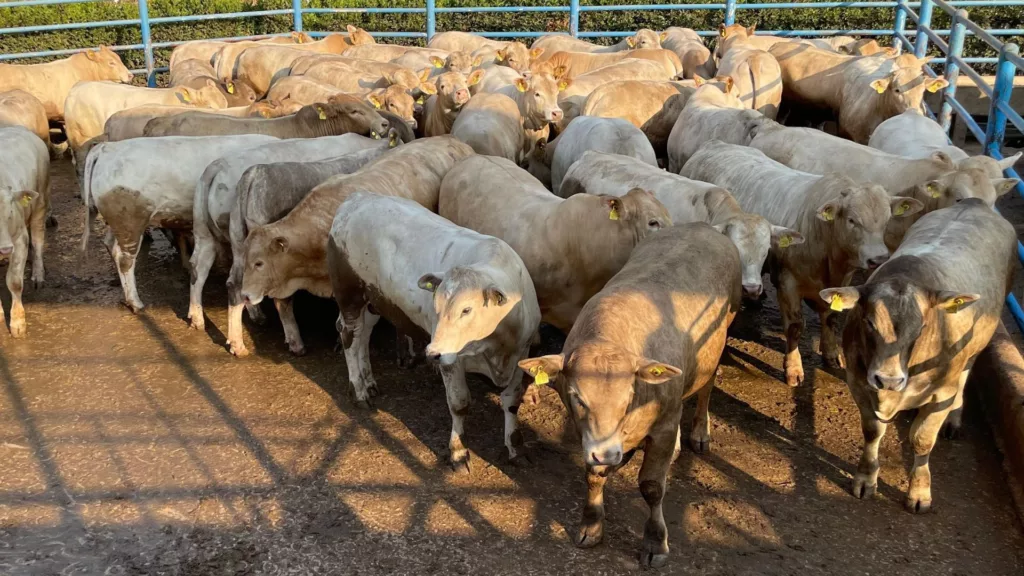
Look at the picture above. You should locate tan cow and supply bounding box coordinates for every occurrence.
[439,155,670,332]
[103,104,272,142]
[748,121,1018,247]
[715,24,789,56]
[300,60,425,95]
[428,32,539,73]
[64,81,228,155]
[0,47,133,120]
[840,38,897,56]
[681,140,922,387]
[230,45,314,95]
[518,223,740,568]
[769,41,947,143]
[239,137,475,342]
[342,44,450,64]
[422,70,485,136]
[583,80,694,159]
[822,200,1015,513]
[0,90,49,144]
[169,32,313,70]
[169,58,257,107]
[555,59,672,128]
[548,117,657,196]
[265,77,424,128]
[392,50,474,78]
[561,150,803,299]
[716,37,783,119]
[530,29,664,56]
[538,49,683,79]
[450,92,526,161]
[869,110,1022,179]
[660,27,715,79]
[666,78,758,172]
[329,192,541,469]
[216,26,372,80]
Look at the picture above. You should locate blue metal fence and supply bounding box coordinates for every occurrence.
[0,0,1022,325]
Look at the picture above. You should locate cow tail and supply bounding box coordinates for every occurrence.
[746,60,758,114]
[80,144,101,253]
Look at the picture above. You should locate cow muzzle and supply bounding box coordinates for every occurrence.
[742,284,763,299]
[454,89,469,106]
[869,370,907,392]
[547,108,563,122]
[867,255,889,270]
[0,245,13,256]
[587,446,623,467]
[425,344,457,366]
[242,292,263,307]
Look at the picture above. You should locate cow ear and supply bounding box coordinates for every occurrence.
[483,286,507,307]
[935,291,980,314]
[820,287,861,312]
[869,78,890,94]
[472,55,484,67]
[272,236,289,253]
[693,74,705,86]
[747,24,756,35]
[535,137,547,151]
[176,89,193,104]
[417,273,442,292]
[418,68,431,82]
[925,77,948,93]
[883,47,898,56]
[718,24,727,37]
[660,31,668,41]
[557,76,572,91]
[816,201,838,222]
[430,55,445,68]
[529,47,544,60]
[225,81,236,94]
[85,49,99,61]
[519,354,564,386]
[601,195,624,221]
[626,37,636,48]
[418,81,437,96]
[346,24,359,36]
[367,93,383,109]
[993,178,1019,197]
[495,48,507,62]
[930,150,955,168]
[13,190,37,208]
[553,64,569,79]
[514,77,529,92]
[636,359,682,384]
[998,151,1022,170]
[467,69,485,86]
[771,225,804,249]
[890,196,924,218]
[712,223,730,235]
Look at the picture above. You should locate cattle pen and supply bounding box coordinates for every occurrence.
[3,1,1024,575]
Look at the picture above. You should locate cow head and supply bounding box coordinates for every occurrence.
[693,75,742,101]
[346,25,375,46]
[821,282,978,410]
[240,225,296,305]
[600,188,671,240]
[367,84,424,129]
[839,38,892,57]
[290,31,313,44]
[0,188,34,258]
[716,23,756,56]
[815,177,923,270]
[384,67,422,91]
[222,78,258,107]
[909,154,1019,208]
[433,70,482,110]
[628,28,663,50]
[177,79,229,109]
[494,42,535,72]
[957,151,1022,180]
[868,55,948,113]
[519,342,681,467]
[85,45,134,84]
[418,266,522,367]
[315,97,390,138]
[444,51,474,75]
[513,73,570,128]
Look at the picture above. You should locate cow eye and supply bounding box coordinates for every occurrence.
[461,307,472,317]
[648,219,661,229]
[534,92,541,98]
[254,260,264,270]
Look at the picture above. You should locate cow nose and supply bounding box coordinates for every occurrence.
[873,373,907,392]
[867,255,889,269]
[0,246,12,256]
[742,284,763,299]
[455,89,469,103]
[549,108,563,121]
[590,449,622,467]
[425,347,441,362]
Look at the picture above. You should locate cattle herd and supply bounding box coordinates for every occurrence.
[0,21,1021,568]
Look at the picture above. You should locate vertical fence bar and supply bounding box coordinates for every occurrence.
[939,9,967,132]
[985,42,1020,158]
[292,0,303,32]
[138,0,155,87]
[570,0,580,37]
[893,0,907,52]
[426,0,435,41]
[724,0,736,26]
[914,0,933,58]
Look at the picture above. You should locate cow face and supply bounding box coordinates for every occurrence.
[822,282,978,414]
[85,46,134,84]
[240,227,294,305]
[434,70,481,110]
[715,212,803,300]
[519,343,681,467]
[418,267,522,366]
[869,55,948,113]
[319,98,390,138]
[602,188,672,240]
[0,188,33,257]
[513,73,569,127]
[913,159,1020,208]
[223,78,258,107]
[815,180,922,270]
[346,25,375,46]
[495,42,533,72]
[629,28,663,50]
[368,85,418,129]
[445,51,474,75]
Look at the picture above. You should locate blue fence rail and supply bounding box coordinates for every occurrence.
[1,0,1023,326]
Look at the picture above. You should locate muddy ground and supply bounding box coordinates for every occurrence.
[1,157,1023,575]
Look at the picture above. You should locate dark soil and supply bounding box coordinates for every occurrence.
[0,158,1022,575]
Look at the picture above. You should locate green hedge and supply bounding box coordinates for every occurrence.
[1,0,1021,80]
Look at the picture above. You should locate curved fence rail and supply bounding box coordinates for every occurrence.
[1,0,1023,326]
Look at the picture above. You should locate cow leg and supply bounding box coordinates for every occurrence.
[905,403,951,513]
[28,203,45,289]
[852,409,886,500]
[689,382,713,453]
[638,432,676,568]
[574,466,608,548]
[778,271,804,386]
[275,297,305,356]
[941,361,973,440]
[6,239,29,338]
[339,304,380,408]
[819,308,845,369]
[440,359,472,474]
[104,229,145,313]
[396,332,418,368]
[226,291,249,357]
[500,372,527,463]
[187,236,217,331]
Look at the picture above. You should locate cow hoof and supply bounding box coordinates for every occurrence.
[851,476,877,499]
[354,398,374,410]
[785,369,804,387]
[640,552,669,569]
[574,522,603,548]
[126,302,145,314]
[46,215,58,228]
[450,450,472,474]
[823,352,845,370]
[367,383,380,398]
[905,494,932,514]
[288,342,307,356]
[188,315,204,331]
[689,435,711,454]
[940,421,962,440]
[230,343,250,358]
[32,277,44,290]
[9,320,26,339]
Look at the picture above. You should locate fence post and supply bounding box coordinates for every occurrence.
[292,0,303,32]
[570,0,579,37]
[985,42,1020,158]
[724,0,736,26]
[426,0,435,41]
[939,9,967,132]
[914,0,933,58]
[892,0,907,53]
[138,0,155,87]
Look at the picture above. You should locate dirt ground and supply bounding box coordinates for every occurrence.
[1,157,1023,576]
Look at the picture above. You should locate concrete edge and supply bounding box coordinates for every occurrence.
[973,322,1024,520]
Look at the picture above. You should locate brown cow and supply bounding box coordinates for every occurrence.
[519,223,740,568]
[170,58,257,107]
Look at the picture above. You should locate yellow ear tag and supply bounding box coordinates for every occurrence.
[389,133,398,148]
[532,368,549,385]
[425,281,433,290]
[609,207,620,220]
[227,82,235,94]
[927,184,941,199]
[894,202,908,216]
[372,99,381,109]
[927,81,941,93]
[18,195,31,208]
[495,52,505,62]
[830,294,844,312]
[317,107,327,120]
[874,83,886,94]
[650,366,663,377]
[822,207,834,222]
[433,60,443,68]
[416,96,424,105]
[558,80,568,91]
[951,297,964,313]
[778,236,792,249]
[181,92,192,103]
